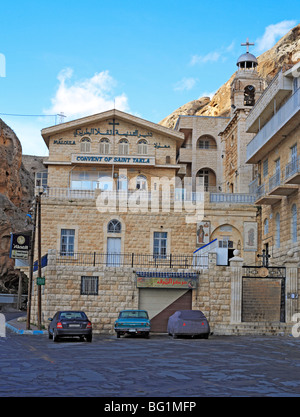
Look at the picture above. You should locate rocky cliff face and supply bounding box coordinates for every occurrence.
[160,23,300,128]
[0,119,44,293]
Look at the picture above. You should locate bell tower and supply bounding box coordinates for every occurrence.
[230,38,264,114]
[221,38,266,194]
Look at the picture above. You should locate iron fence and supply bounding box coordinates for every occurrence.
[56,252,207,269]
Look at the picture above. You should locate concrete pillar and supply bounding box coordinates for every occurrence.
[230,252,244,324]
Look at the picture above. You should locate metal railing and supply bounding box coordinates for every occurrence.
[43,187,95,199]
[56,252,208,269]
[247,87,300,161]
[285,157,300,180]
[256,183,266,198]
[210,192,256,204]
[269,171,281,191]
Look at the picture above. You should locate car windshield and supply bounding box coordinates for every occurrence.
[119,311,148,319]
[179,310,206,320]
[59,312,87,320]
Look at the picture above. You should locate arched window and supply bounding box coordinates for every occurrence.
[107,219,122,233]
[80,137,91,153]
[136,175,147,190]
[137,139,148,155]
[244,85,255,106]
[275,213,280,248]
[264,218,269,235]
[197,135,217,150]
[118,139,129,155]
[99,138,110,154]
[292,204,297,243]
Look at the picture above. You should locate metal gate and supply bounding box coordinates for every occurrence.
[139,289,192,333]
[242,266,286,323]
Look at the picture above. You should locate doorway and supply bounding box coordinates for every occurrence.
[107,237,121,266]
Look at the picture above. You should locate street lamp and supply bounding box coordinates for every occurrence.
[26,191,43,331]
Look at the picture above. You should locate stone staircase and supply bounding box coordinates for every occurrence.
[213,322,292,336]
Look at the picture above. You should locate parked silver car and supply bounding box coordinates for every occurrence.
[167,310,210,339]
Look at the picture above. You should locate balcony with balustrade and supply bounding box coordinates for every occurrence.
[246,87,300,164]
[268,170,298,197]
[246,70,293,134]
[252,166,299,206]
[285,156,300,185]
[252,182,283,206]
[38,186,256,207]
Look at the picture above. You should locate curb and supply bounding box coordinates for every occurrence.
[5,322,47,335]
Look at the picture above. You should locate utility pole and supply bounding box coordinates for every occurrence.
[37,194,42,330]
[26,196,37,330]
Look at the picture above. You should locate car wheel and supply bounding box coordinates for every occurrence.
[53,331,59,342]
[116,332,120,338]
[86,335,92,342]
[144,332,149,338]
[172,333,177,339]
[48,331,52,340]
[203,333,209,339]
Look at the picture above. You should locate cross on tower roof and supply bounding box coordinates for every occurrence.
[241,38,255,53]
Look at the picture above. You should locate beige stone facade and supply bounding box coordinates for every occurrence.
[246,62,300,265]
[28,52,300,336]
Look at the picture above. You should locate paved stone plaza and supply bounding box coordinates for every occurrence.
[1,315,300,398]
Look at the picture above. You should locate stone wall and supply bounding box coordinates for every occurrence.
[30,250,299,335]
[30,251,233,334]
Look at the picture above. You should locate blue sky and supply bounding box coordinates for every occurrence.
[0,0,298,156]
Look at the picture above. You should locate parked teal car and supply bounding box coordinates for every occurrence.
[114,310,151,338]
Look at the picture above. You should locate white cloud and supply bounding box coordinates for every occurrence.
[2,117,50,156]
[198,90,216,100]
[45,68,130,120]
[190,41,236,66]
[255,20,298,53]
[190,51,221,66]
[174,77,197,92]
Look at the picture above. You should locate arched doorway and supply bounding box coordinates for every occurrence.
[210,224,242,265]
[196,168,216,192]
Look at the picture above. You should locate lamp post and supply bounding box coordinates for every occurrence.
[26,192,43,331]
[37,193,42,330]
[26,197,37,330]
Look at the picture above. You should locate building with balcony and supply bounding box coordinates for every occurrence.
[29,41,299,335]
[30,100,261,333]
[246,61,300,263]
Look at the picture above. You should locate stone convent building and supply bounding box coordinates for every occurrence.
[29,41,300,335]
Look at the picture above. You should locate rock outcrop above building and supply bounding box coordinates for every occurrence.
[160,23,300,128]
[0,118,45,293]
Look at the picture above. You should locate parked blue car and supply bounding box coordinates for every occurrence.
[114,310,151,338]
[167,310,210,339]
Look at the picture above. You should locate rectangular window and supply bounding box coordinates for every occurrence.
[198,140,209,149]
[60,229,75,256]
[35,171,48,188]
[81,276,98,295]
[263,159,268,177]
[275,158,281,186]
[153,232,167,259]
[291,144,297,171]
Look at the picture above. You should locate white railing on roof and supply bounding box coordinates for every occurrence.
[210,193,256,204]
